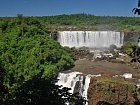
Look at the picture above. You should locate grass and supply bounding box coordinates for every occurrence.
[96,76,136,92]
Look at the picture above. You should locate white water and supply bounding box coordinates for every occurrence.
[56,72,83,93]
[82,75,91,100]
[56,72,91,105]
[58,31,124,48]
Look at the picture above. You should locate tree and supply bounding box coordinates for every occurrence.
[132,0,140,15]
[0,17,77,104]
[132,8,140,15]
[138,0,140,7]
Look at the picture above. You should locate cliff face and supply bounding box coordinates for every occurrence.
[124,32,140,43]
[88,77,139,105]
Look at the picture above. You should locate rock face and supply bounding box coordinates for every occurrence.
[88,77,139,105]
[124,32,140,44]
[71,47,94,60]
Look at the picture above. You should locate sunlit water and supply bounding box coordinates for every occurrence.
[58,31,124,48]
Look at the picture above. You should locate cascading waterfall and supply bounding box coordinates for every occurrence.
[56,72,91,105]
[58,31,124,48]
[138,38,140,47]
[82,75,91,100]
[56,31,127,105]
[56,72,83,93]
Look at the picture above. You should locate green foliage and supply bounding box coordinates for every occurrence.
[121,42,140,62]
[1,14,140,32]
[137,94,140,101]
[36,14,140,32]
[122,42,137,55]
[0,21,9,33]
[0,16,84,105]
[0,70,86,105]
[0,18,74,94]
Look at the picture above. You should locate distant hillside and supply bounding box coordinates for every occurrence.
[1,14,140,32]
[39,14,140,32]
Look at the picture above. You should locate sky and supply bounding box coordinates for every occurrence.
[0,0,139,17]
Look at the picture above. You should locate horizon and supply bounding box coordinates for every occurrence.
[0,13,140,18]
[0,0,139,17]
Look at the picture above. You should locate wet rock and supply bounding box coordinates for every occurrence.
[71,47,94,60]
[109,58,125,64]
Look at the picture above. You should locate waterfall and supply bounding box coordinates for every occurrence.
[56,72,91,105]
[56,72,83,93]
[138,38,140,47]
[58,31,124,48]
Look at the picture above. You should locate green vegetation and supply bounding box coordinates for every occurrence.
[121,42,140,62]
[97,76,136,101]
[137,94,140,101]
[96,76,136,93]
[1,14,140,32]
[97,76,135,85]
[0,17,74,90]
[0,16,87,105]
[38,14,140,32]
[89,76,138,105]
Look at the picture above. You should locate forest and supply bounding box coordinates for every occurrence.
[1,14,140,32]
[0,15,87,105]
[39,14,140,32]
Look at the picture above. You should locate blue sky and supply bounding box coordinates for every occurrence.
[0,0,138,17]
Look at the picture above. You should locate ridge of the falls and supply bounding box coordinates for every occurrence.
[58,31,124,48]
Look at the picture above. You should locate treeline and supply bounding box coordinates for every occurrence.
[1,14,140,32]
[39,14,140,32]
[0,15,87,105]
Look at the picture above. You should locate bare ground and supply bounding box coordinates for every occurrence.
[65,59,140,79]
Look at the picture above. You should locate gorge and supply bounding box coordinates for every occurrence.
[55,31,140,105]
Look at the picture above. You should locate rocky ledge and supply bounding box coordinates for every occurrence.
[88,76,139,105]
